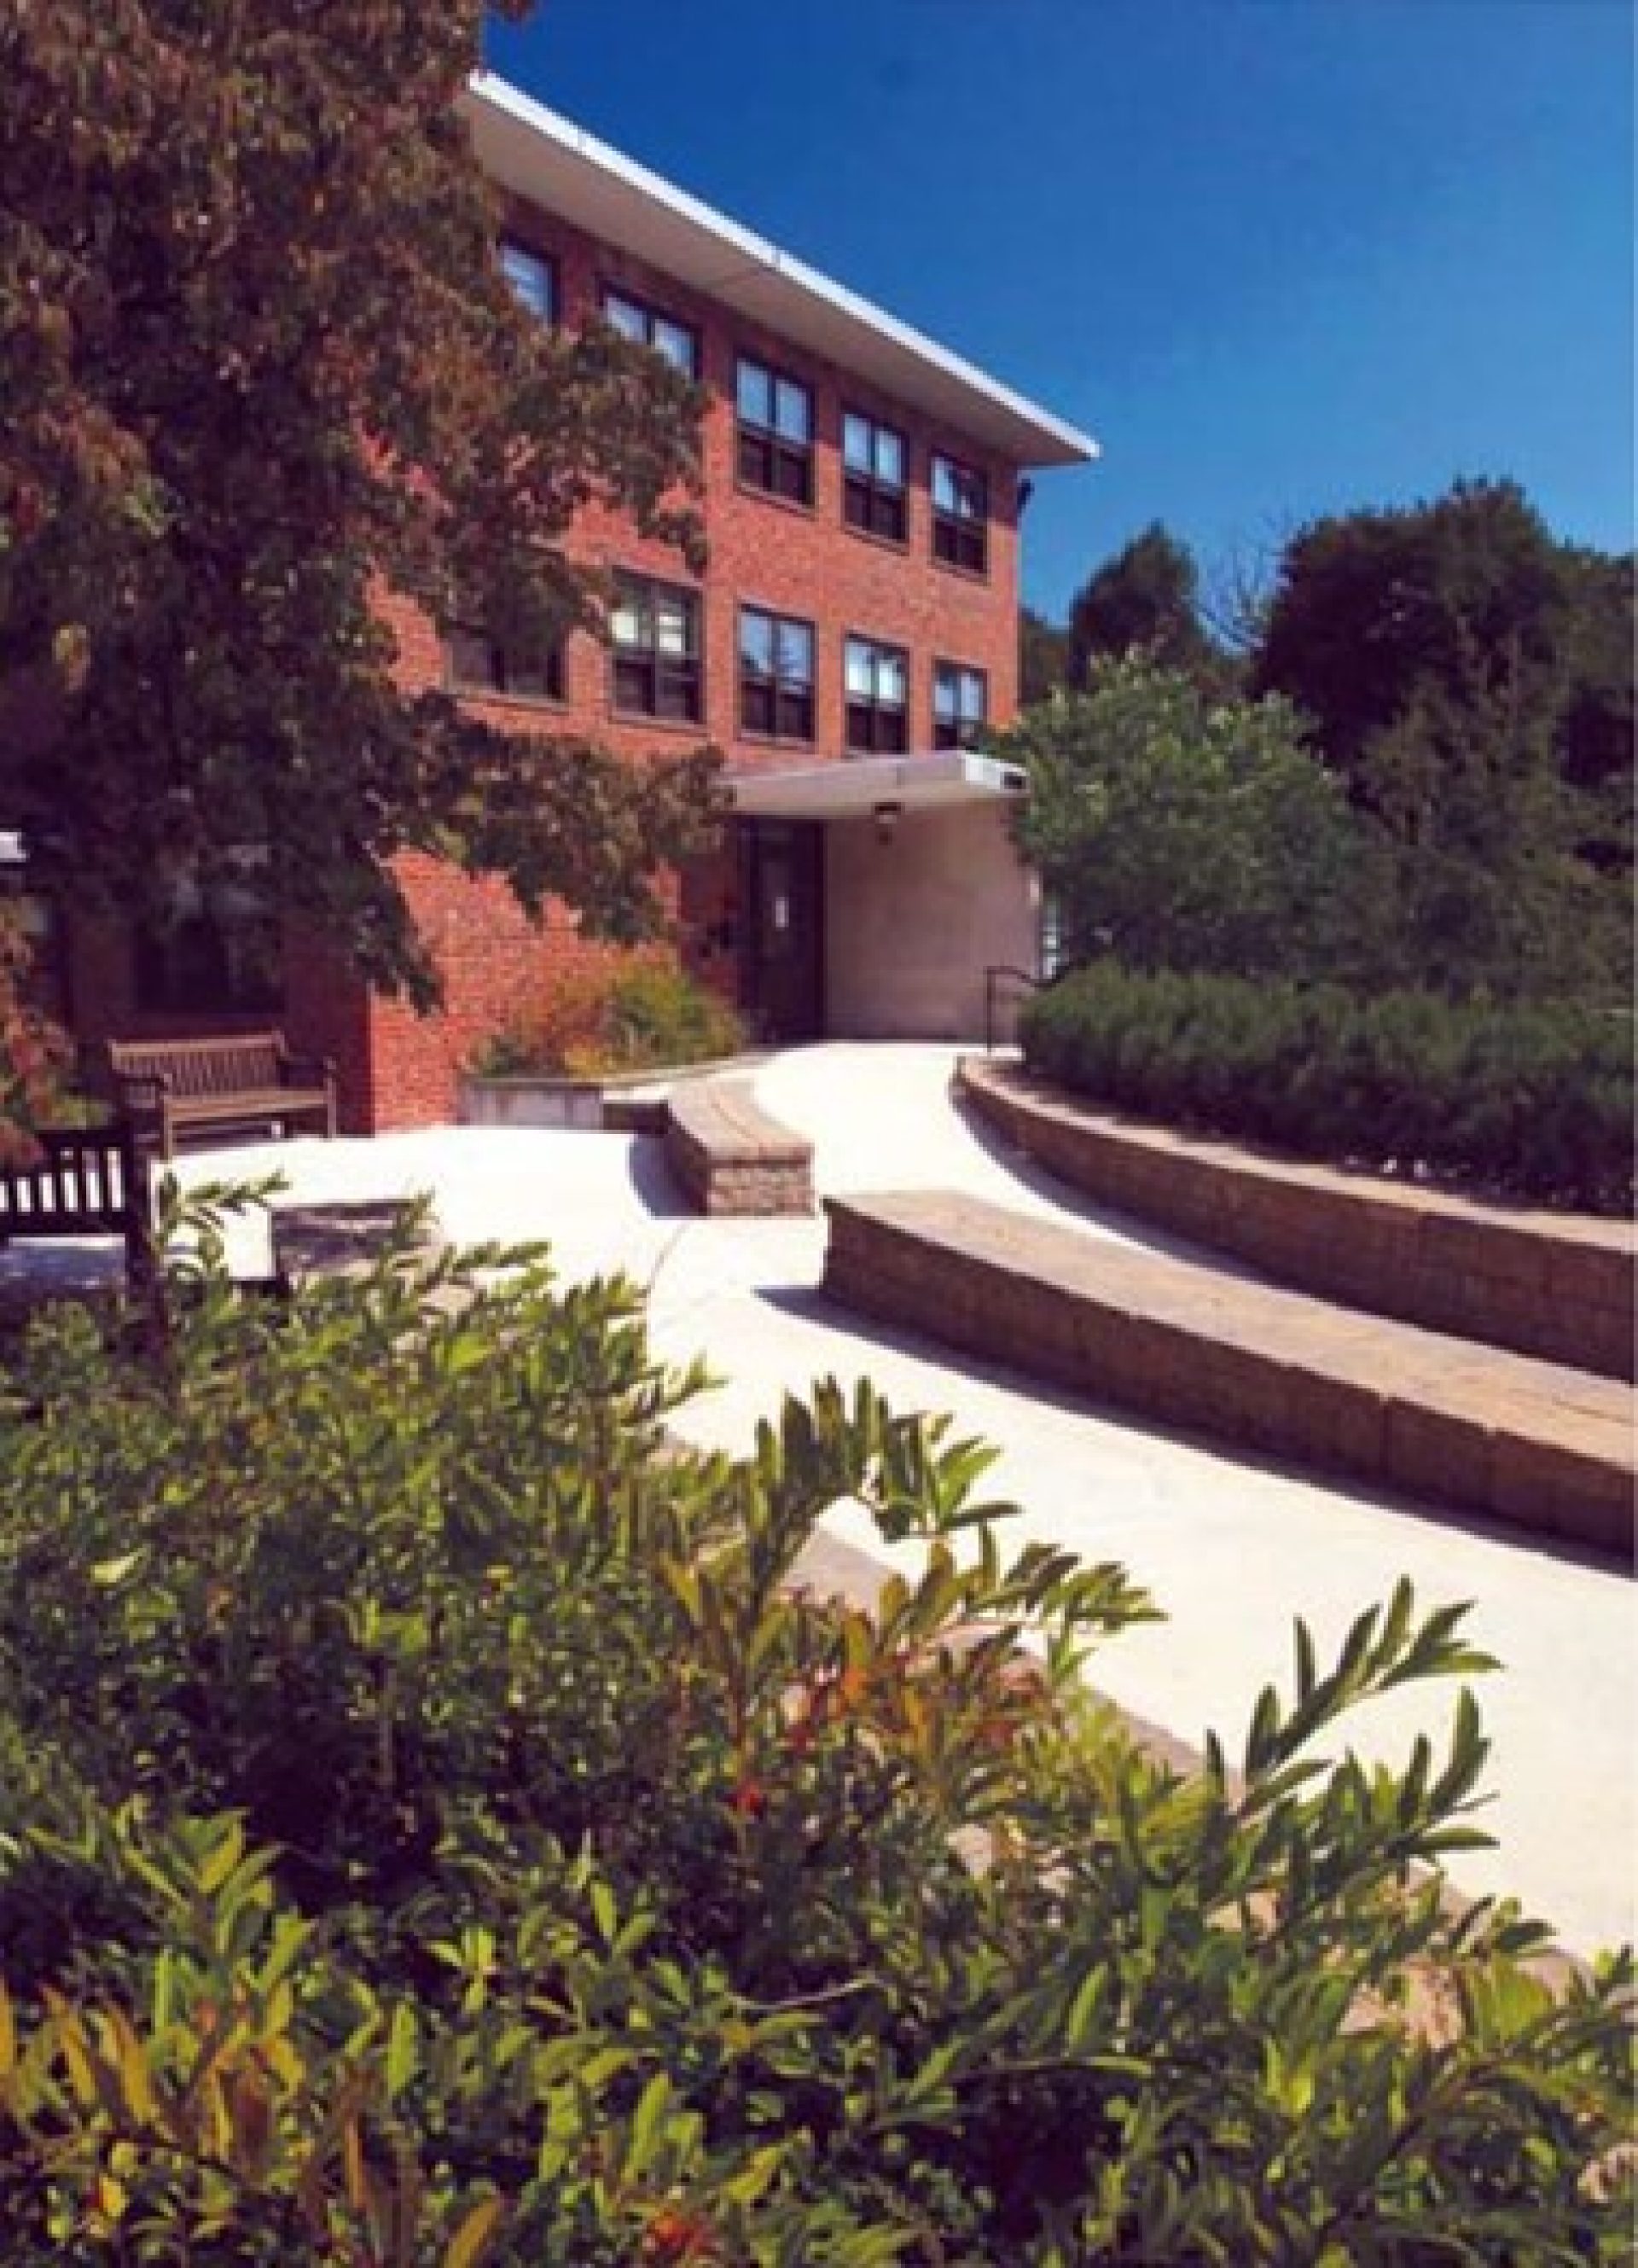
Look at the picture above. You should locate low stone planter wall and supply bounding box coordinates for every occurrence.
[958,1058,1636,1383]
[460,1073,606,1130]
[665,1080,814,1217]
[822,1189,1635,1558]
[459,1055,758,1136]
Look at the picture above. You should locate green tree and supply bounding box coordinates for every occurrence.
[1066,521,1228,692]
[1019,604,1070,704]
[1252,483,1633,997]
[1252,478,1631,804]
[0,0,718,1008]
[1556,547,1635,877]
[1361,637,1632,1000]
[1000,656,1385,980]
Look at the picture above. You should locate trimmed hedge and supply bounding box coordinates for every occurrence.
[1021,963,1635,1214]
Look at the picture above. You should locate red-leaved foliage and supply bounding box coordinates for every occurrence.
[0,910,68,1166]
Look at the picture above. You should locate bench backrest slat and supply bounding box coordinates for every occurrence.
[110,1032,286,1099]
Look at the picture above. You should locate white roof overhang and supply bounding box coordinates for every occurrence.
[462,74,1099,471]
[728,750,1028,820]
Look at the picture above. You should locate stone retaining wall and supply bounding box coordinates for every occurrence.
[822,1190,1635,1558]
[665,1082,814,1217]
[958,1059,1635,1383]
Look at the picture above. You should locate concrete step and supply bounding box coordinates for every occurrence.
[822,1190,1635,1559]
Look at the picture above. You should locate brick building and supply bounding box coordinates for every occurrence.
[62,73,1096,1131]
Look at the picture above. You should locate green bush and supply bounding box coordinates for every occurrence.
[470,954,743,1079]
[0,1197,1629,2260]
[1023,962,1635,1213]
[996,659,1396,985]
[603,955,745,1072]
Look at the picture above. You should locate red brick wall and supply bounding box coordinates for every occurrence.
[65,193,1029,1136]
[63,912,375,1131]
[359,196,1026,1130]
[361,857,684,1132]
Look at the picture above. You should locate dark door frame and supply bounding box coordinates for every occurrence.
[736,816,825,1043]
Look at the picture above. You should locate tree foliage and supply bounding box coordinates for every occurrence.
[1358,636,1631,1001]
[1066,522,1228,695]
[0,905,68,1163]
[1019,604,1071,705]
[1252,480,1634,836]
[1000,658,1381,981]
[0,0,719,1005]
[0,1200,1629,2259]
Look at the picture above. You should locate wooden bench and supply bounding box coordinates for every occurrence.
[664,1080,814,1216]
[107,1032,337,1158]
[0,1123,154,1287]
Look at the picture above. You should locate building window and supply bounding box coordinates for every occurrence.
[843,410,908,543]
[602,286,700,379]
[611,575,703,723]
[135,863,282,1015]
[500,238,557,323]
[739,607,815,743]
[736,356,814,505]
[448,624,566,705]
[844,634,909,755]
[932,660,989,749]
[932,451,989,574]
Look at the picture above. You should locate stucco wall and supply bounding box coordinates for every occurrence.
[824,802,1037,1041]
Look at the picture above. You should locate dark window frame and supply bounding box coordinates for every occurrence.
[610,573,704,724]
[931,451,990,575]
[499,236,559,325]
[842,407,909,545]
[735,354,816,508]
[601,282,701,379]
[932,660,990,750]
[133,863,284,1017]
[844,632,910,757]
[738,604,816,744]
[446,624,567,707]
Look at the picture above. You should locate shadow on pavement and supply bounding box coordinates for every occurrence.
[751,1282,1619,1579]
[623,1133,694,1220]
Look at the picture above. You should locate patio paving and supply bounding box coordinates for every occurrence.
[11,1042,1627,1954]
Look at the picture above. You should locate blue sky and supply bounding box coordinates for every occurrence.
[486,0,1635,619]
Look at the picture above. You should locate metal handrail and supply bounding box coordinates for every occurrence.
[983,964,1043,1054]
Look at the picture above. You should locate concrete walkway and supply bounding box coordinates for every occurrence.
[124,1042,1634,1954]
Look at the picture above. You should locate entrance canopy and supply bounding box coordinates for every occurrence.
[727,749,1027,820]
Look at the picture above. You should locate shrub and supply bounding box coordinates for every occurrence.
[1023,962,1635,1213]
[469,954,743,1079]
[997,658,1393,984]
[0,907,72,1165]
[0,1198,1629,2260]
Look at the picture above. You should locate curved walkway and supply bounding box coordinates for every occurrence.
[157,1042,1632,1954]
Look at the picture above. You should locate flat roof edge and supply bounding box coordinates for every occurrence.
[467,72,1100,468]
